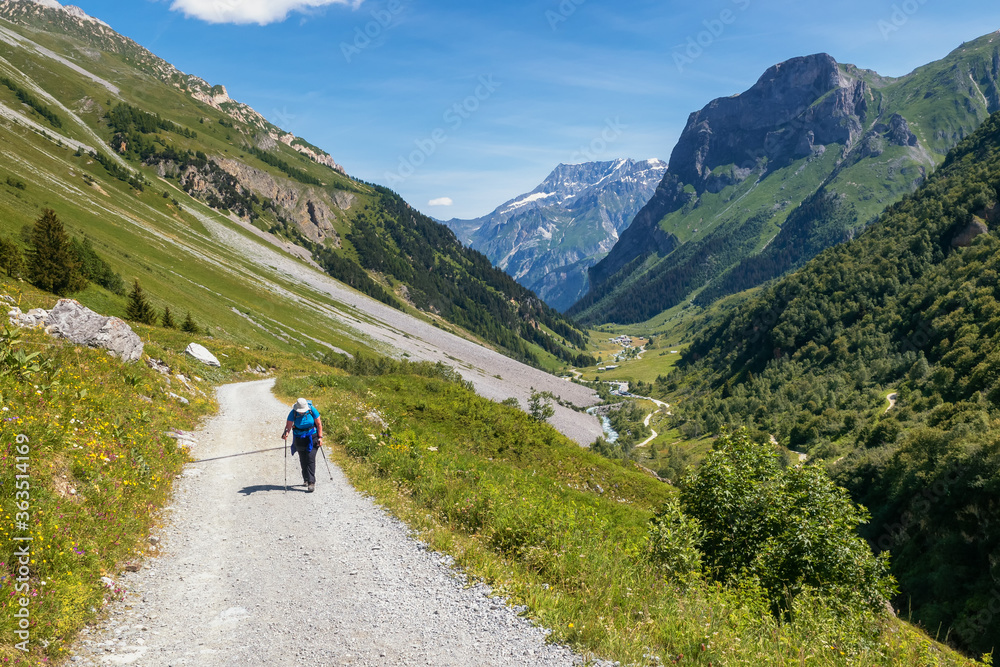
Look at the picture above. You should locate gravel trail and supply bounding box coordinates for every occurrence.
[70,379,593,666]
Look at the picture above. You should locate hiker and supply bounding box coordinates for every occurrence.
[282,397,324,492]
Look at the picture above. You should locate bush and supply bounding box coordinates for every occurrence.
[528,388,555,422]
[181,311,200,334]
[646,498,703,583]
[125,279,157,325]
[161,306,177,329]
[0,237,25,278]
[680,429,896,615]
[70,237,126,295]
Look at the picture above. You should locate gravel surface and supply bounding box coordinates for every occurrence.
[192,209,603,446]
[69,380,606,666]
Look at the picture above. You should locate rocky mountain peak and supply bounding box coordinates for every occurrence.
[17,0,107,26]
[443,158,666,311]
[669,52,868,192]
[507,158,666,216]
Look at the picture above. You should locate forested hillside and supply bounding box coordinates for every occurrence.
[347,186,593,366]
[666,110,1000,655]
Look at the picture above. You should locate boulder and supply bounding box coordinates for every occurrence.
[44,299,143,361]
[146,357,171,375]
[8,306,48,328]
[185,342,220,367]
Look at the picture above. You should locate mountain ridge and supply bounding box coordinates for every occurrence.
[571,33,1000,325]
[0,0,346,173]
[444,158,666,311]
[666,106,1000,657]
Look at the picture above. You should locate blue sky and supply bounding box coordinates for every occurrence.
[68,0,1000,219]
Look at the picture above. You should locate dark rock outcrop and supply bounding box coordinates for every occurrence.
[586,54,869,293]
[951,218,989,247]
[669,54,867,189]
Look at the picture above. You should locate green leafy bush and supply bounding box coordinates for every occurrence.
[680,429,896,615]
[646,498,703,582]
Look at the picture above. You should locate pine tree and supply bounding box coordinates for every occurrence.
[0,237,25,278]
[161,306,176,329]
[28,208,86,295]
[181,311,200,334]
[125,279,157,325]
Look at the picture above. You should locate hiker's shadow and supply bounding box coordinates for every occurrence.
[239,484,305,495]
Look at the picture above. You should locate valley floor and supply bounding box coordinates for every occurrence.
[69,380,595,666]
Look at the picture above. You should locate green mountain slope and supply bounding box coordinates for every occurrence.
[0,0,592,369]
[572,33,1000,325]
[665,109,1000,656]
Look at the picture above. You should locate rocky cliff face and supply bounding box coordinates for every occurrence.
[589,54,870,288]
[212,158,352,244]
[672,55,866,188]
[576,34,1000,324]
[154,155,351,245]
[444,158,666,311]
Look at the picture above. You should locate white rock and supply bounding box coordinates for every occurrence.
[167,392,190,405]
[184,343,220,367]
[44,300,143,361]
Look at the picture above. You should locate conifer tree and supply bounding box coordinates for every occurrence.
[0,237,25,278]
[181,311,200,334]
[28,208,86,295]
[125,279,157,325]
[161,306,176,329]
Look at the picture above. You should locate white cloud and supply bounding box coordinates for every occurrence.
[168,0,361,26]
[428,197,453,207]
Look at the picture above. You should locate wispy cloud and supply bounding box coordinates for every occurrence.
[168,0,361,25]
[428,197,453,207]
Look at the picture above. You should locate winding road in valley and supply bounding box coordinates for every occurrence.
[70,380,596,667]
[634,396,670,448]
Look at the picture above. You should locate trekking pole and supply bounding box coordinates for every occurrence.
[283,437,288,493]
[319,444,334,481]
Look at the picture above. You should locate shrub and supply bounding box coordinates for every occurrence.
[161,306,176,329]
[528,388,555,422]
[181,311,200,334]
[680,428,896,615]
[70,237,126,295]
[0,237,25,278]
[646,497,703,583]
[125,279,157,325]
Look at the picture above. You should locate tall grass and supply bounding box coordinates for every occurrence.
[277,370,983,666]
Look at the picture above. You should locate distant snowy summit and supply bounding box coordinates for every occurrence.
[491,158,666,221]
[444,158,667,312]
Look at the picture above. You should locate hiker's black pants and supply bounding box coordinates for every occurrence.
[293,434,318,484]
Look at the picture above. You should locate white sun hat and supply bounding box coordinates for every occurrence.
[293,398,310,413]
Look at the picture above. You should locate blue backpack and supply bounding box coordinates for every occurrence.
[290,401,320,454]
